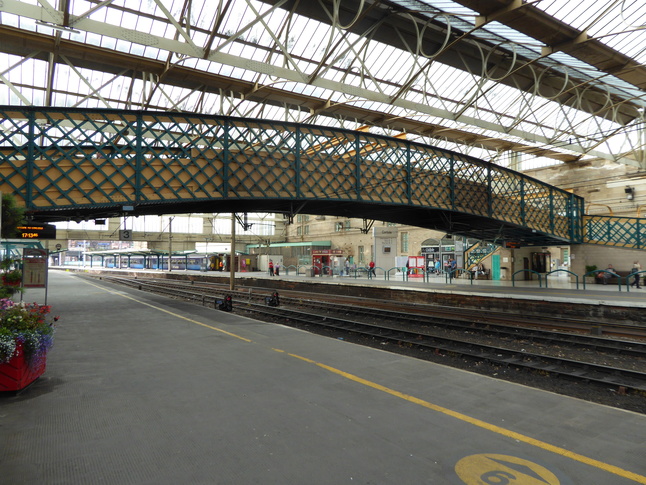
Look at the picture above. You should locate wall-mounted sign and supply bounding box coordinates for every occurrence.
[16,224,57,239]
[504,241,521,248]
[312,249,343,255]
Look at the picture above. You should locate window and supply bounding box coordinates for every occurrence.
[401,232,409,253]
[344,220,351,229]
[304,225,310,235]
[297,227,302,236]
[358,245,364,263]
[335,222,343,232]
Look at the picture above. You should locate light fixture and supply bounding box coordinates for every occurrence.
[35,20,80,34]
[625,187,634,200]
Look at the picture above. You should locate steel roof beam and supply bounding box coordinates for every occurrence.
[258,0,640,125]
[461,0,646,91]
[0,26,581,162]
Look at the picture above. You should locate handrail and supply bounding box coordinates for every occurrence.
[445,268,470,283]
[544,269,579,289]
[582,269,622,291]
[512,269,542,287]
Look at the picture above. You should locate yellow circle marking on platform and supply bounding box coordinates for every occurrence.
[455,454,560,485]
[290,355,646,484]
[80,276,646,485]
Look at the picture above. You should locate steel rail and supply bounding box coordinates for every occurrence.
[90,275,646,393]
[235,297,646,393]
[96,275,646,356]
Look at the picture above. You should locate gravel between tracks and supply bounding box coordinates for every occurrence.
[238,305,646,415]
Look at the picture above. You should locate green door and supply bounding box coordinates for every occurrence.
[492,254,501,280]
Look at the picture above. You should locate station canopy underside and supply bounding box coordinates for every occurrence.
[0,0,644,247]
[0,0,644,170]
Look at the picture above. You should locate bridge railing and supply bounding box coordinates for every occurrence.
[584,215,646,249]
[0,106,583,244]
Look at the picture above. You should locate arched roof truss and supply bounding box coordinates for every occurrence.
[0,0,644,170]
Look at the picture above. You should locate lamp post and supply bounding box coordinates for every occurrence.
[230,213,235,291]
[168,216,174,272]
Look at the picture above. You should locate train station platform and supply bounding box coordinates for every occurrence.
[56,264,646,308]
[1,270,645,484]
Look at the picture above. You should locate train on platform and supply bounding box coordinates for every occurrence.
[98,254,257,272]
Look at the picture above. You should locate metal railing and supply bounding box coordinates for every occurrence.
[0,106,583,244]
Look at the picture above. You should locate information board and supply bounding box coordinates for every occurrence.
[16,224,57,239]
[22,248,48,288]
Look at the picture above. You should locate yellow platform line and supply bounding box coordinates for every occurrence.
[85,277,646,484]
[287,352,646,484]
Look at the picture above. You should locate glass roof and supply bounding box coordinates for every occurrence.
[0,0,645,170]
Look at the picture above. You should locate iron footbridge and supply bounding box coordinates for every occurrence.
[0,107,584,246]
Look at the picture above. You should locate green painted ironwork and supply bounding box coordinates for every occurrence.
[466,242,500,268]
[584,215,646,249]
[0,106,583,245]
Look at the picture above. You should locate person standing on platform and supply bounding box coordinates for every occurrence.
[344,258,350,276]
[274,262,280,276]
[631,260,642,288]
[369,260,376,277]
[269,259,274,276]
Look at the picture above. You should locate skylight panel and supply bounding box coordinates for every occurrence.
[483,21,542,47]
[286,21,316,59]
[536,0,646,65]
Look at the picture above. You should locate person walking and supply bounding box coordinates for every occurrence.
[268,259,274,276]
[368,260,376,278]
[274,261,280,276]
[631,260,641,288]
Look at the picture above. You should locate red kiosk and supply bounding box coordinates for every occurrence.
[312,249,344,275]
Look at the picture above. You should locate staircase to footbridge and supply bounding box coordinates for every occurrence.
[0,106,638,249]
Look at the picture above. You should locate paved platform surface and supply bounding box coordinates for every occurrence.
[66,265,646,309]
[2,270,645,484]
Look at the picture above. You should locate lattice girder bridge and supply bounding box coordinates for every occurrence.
[0,107,584,247]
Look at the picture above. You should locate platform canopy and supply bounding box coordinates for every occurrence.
[0,0,644,170]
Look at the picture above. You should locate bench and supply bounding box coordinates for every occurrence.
[471,268,490,280]
[595,270,631,284]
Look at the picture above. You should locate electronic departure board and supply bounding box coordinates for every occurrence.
[16,224,57,239]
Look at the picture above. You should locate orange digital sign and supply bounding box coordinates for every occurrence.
[16,224,57,239]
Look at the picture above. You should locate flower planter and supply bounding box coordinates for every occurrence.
[1,276,21,287]
[0,342,46,391]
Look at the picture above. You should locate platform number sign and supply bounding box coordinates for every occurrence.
[455,454,560,485]
[119,229,132,241]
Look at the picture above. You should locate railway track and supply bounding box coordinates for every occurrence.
[86,274,646,398]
